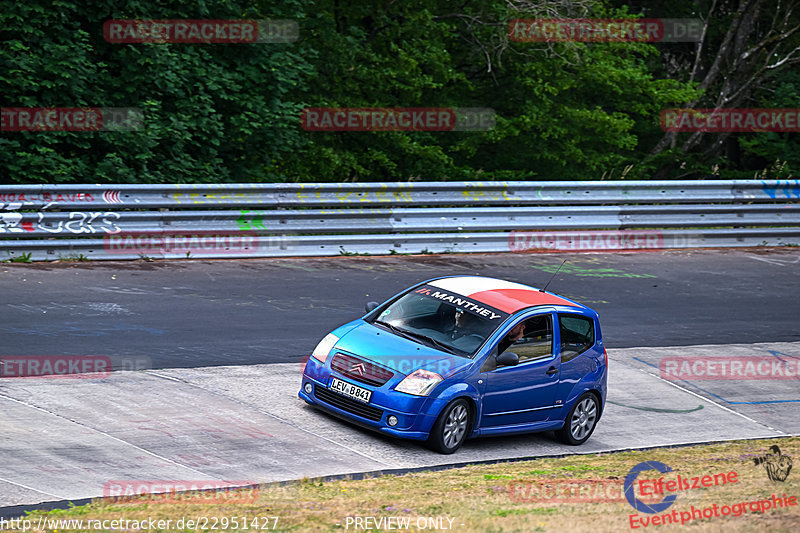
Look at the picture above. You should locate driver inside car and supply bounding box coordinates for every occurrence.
[497,321,526,355]
[447,308,489,352]
[450,308,475,339]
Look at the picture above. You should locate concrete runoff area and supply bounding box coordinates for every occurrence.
[621,342,800,434]
[1,341,796,511]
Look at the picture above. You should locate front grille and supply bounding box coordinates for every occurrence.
[315,387,384,421]
[330,352,394,387]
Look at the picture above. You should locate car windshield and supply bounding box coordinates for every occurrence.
[370,284,510,357]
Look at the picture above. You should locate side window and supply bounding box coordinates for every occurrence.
[500,314,553,364]
[482,314,554,372]
[559,314,595,362]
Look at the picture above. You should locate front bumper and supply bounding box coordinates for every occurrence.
[299,358,437,441]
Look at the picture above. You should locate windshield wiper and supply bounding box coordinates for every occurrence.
[374,320,407,336]
[374,320,422,343]
[373,320,458,354]
[409,333,459,355]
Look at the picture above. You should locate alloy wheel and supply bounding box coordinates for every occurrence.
[570,397,597,441]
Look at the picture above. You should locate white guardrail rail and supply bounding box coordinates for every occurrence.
[1,180,799,260]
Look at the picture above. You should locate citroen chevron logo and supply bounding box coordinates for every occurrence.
[350,363,366,376]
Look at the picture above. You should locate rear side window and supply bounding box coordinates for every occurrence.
[559,314,595,362]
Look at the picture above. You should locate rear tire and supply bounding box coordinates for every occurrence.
[556,393,599,445]
[427,399,470,454]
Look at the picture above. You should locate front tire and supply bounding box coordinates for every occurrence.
[556,393,599,445]
[427,399,470,454]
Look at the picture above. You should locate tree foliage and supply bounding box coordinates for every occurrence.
[1,0,798,183]
[1,0,314,183]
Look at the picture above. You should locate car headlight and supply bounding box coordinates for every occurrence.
[394,369,443,396]
[310,333,339,364]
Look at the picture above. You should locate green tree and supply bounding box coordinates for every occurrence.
[0,0,314,184]
[288,0,698,181]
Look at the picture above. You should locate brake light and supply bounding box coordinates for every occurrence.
[603,347,608,368]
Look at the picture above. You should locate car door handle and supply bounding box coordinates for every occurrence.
[546,367,559,375]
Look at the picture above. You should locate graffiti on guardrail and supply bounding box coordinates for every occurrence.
[461,189,511,202]
[237,210,269,230]
[0,192,97,207]
[762,180,800,199]
[172,192,252,204]
[103,190,123,204]
[0,212,121,233]
[296,188,415,203]
[47,212,121,234]
[2,181,799,261]
[0,213,24,232]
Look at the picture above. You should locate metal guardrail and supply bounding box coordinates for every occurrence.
[1,180,799,260]
[2,179,800,209]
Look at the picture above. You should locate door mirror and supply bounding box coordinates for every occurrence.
[365,301,380,313]
[496,351,519,367]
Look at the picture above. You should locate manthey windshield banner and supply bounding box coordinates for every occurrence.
[412,285,509,322]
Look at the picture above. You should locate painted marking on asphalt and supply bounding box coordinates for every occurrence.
[144,370,399,468]
[272,261,318,272]
[0,392,219,479]
[746,254,800,266]
[530,263,656,278]
[606,400,703,413]
[0,476,67,500]
[629,363,788,435]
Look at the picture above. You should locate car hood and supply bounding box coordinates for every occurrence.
[333,320,473,377]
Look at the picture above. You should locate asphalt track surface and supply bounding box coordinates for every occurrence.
[0,249,798,514]
[2,249,800,368]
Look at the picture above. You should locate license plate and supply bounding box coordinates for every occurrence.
[330,377,372,403]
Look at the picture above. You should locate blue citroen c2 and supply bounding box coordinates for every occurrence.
[299,275,607,453]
